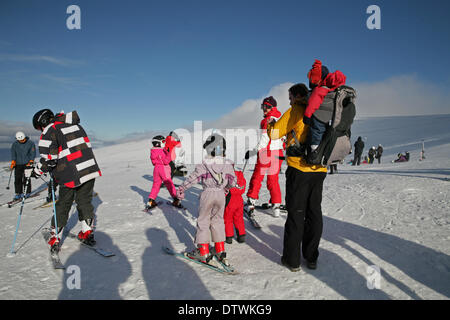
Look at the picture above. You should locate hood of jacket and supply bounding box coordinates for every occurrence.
[54,111,80,125]
[321,70,346,90]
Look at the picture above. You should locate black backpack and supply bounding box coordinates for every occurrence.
[307,85,357,166]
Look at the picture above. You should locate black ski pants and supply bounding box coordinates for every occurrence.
[52,179,95,230]
[282,167,326,268]
[14,164,31,194]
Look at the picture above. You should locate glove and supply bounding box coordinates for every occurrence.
[10,160,16,170]
[26,163,44,179]
[303,115,311,125]
[176,187,185,200]
[244,149,257,160]
[26,160,34,168]
[39,159,57,173]
[24,167,33,178]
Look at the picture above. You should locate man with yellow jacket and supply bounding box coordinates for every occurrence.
[267,83,327,272]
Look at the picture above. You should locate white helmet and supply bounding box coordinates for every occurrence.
[15,131,26,141]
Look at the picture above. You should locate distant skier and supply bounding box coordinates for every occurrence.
[244,96,284,218]
[10,131,36,200]
[394,153,408,163]
[375,144,383,164]
[368,146,376,164]
[146,135,181,210]
[352,136,364,166]
[176,133,236,265]
[224,168,246,244]
[31,109,101,251]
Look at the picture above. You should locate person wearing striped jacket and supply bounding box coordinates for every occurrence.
[32,109,101,250]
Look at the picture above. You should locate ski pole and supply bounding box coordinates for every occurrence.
[6,169,13,190]
[242,158,249,173]
[9,177,31,255]
[49,173,59,238]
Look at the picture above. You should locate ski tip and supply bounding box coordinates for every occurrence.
[6,252,16,258]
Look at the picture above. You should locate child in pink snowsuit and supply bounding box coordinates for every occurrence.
[147,135,179,209]
[176,134,236,263]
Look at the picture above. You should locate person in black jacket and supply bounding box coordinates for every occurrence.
[375,144,383,164]
[352,136,364,166]
[31,109,101,252]
[368,146,376,164]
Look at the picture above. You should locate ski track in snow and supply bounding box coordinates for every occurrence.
[0,117,449,300]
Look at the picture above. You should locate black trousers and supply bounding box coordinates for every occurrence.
[14,164,31,194]
[353,153,362,166]
[283,167,326,268]
[53,179,95,230]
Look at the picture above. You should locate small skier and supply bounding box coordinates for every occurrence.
[10,131,36,200]
[176,133,236,264]
[146,135,181,210]
[224,167,246,244]
[303,59,346,163]
[31,109,101,251]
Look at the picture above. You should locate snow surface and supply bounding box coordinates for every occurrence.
[0,115,449,300]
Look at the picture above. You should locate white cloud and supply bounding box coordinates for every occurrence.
[209,75,450,130]
[210,82,294,129]
[0,54,82,66]
[351,74,450,117]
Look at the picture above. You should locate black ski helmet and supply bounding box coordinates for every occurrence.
[32,109,54,131]
[203,133,226,157]
[152,135,166,147]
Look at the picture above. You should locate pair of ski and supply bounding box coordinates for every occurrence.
[41,228,115,270]
[2,189,47,208]
[143,201,186,213]
[163,247,238,275]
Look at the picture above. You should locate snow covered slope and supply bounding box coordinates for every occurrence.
[0,115,449,300]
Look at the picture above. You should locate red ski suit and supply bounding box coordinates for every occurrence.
[224,170,246,238]
[247,107,283,204]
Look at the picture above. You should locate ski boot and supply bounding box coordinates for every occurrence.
[237,233,246,243]
[78,229,96,246]
[212,242,230,266]
[272,204,281,218]
[13,193,23,201]
[145,199,158,211]
[48,229,61,253]
[244,198,256,216]
[171,198,183,209]
[186,243,211,263]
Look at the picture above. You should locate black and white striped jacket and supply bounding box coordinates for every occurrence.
[38,111,101,188]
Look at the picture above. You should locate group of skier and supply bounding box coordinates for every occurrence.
[8,58,354,273]
[352,137,384,165]
[142,58,349,271]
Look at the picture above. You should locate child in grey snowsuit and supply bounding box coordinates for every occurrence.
[176,134,236,264]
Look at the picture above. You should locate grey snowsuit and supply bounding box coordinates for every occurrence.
[178,156,236,245]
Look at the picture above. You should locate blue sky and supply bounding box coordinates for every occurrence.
[1,0,450,140]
